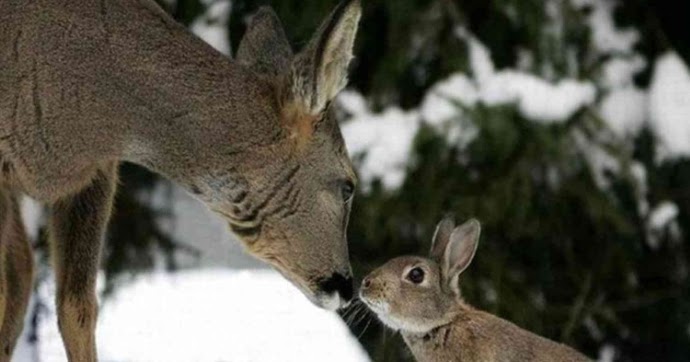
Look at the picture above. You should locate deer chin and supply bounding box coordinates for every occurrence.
[256,254,349,311]
[286,276,350,311]
[314,291,349,311]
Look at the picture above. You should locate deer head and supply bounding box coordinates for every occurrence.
[170,0,361,310]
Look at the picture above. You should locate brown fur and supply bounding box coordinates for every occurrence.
[360,218,591,362]
[281,101,321,152]
[0,191,33,362]
[0,0,361,360]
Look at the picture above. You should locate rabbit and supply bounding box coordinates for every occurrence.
[359,217,591,362]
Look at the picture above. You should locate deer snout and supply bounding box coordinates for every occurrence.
[316,272,354,309]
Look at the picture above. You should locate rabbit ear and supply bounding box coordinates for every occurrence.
[430,216,455,261]
[443,219,480,296]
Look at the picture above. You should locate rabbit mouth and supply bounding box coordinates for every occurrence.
[360,294,436,333]
[359,294,390,314]
[360,298,405,331]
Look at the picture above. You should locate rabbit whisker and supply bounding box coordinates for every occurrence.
[356,311,373,339]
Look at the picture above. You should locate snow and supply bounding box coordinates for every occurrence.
[630,162,649,216]
[573,129,620,189]
[597,344,616,362]
[600,87,647,138]
[341,107,420,190]
[480,71,596,123]
[15,188,363,362]
[467,37,596,123]
[421,74,478,123]
[191,0,233,56]
[598,54,648,138]
[420,75,479,146]
[338,91,370,117]
[148,184,264,269]
[649,52,690,159]
[467,36,494,83]
[20,197,43,240]
[573,0,639,54]
[23,270,369,362]
[601,56,646,89]
[15,188,366,362]
[339,91,424,191]
[648,202,679,230]
[646,201,680,249]
[18,186,364,362]
[342,34,598,191]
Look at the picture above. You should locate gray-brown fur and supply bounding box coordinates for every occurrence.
[360,218,591,362]
[50,162,117,361]
[0,0,361,360]
[0,190,33,361]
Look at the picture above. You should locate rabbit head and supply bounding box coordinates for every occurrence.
[359,218,480,334]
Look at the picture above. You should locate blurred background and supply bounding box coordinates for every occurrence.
[13,0,690,361]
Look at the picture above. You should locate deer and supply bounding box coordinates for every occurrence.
[0,0,361,360]
[360,218,591,362]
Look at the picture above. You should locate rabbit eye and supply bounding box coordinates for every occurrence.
[407,267,425,284]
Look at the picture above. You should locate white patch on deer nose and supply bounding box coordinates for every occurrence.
[318,292,343,311]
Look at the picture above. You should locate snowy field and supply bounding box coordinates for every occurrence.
[15,270,369,362]
[14,190,369,362]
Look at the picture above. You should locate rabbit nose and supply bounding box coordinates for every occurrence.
[362,277,372,289]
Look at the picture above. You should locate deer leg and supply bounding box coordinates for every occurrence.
[0,193,34,362]
[0,190,9,360]
[50,163,117,362]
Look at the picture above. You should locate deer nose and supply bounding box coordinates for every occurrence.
[318,273,354,303]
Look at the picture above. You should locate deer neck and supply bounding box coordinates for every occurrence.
[7,0,279,183]
[99,0,279,176]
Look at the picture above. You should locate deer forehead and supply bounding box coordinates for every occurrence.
[281,102,320,152]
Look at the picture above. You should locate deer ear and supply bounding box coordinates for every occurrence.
[287,0,361,116]
[430,216,455,261]
[442,219,481,296]
[236,7,293,76]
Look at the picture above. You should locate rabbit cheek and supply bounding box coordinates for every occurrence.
[360,291,390,313]
[364,297,409,331]
[375,312,406,331]
[360,283,397,325]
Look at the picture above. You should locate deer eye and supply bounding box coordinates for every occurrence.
[406,267,425,284]
[341,180,355,202]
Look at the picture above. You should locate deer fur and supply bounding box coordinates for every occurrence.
[360,218,591,362]
[0,0,361,360]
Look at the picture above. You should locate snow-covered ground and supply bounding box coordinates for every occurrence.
[147,183,265,269]
[15,270,369,362]
[14,188,368,362]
